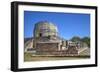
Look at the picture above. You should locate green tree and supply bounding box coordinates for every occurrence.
[70,36,81,42]
[81,37,90,48]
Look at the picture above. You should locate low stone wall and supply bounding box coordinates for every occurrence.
[36,43,78,56]
[36,43,59,51]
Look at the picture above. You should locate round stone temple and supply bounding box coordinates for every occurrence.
[34,21,58,38]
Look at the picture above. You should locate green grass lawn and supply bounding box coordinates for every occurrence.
[24,53,90,62]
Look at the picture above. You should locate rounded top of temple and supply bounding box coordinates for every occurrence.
[35,21,56,26]
[34,21,58,38]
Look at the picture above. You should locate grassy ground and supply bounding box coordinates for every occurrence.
[24,53,90,62]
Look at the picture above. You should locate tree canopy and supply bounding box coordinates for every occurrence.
[70,36,90,47]
[81,37,90,47]
[70,36,81,42]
